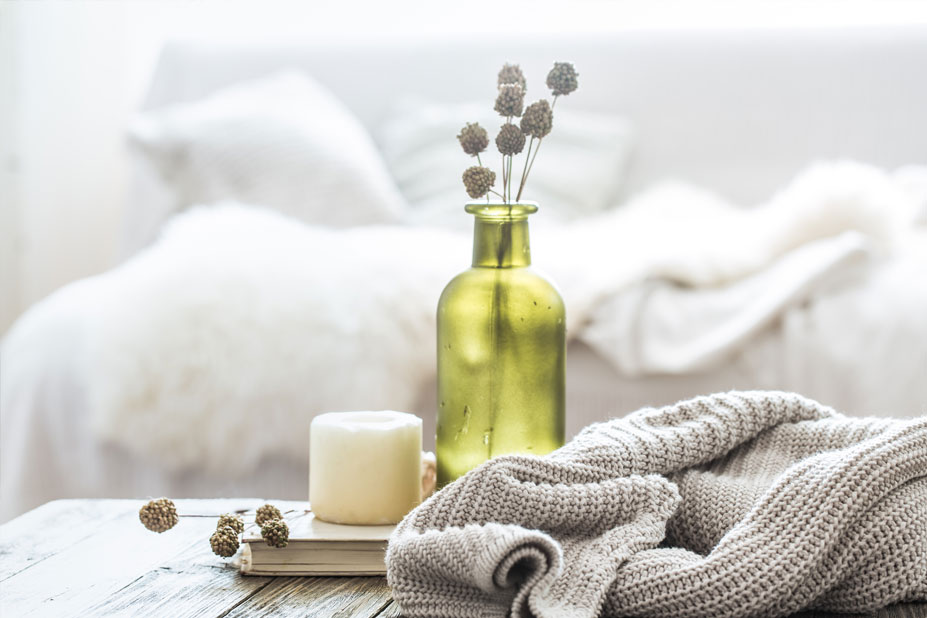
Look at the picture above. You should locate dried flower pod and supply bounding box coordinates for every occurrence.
[546,62,578,96]
[520,100,553,139]
[217,513,244,535]
[139,498,178,533]
[255,503,282,526]
[462,166,496,199]
[261,519,289,548]
[497,63,526,91]
[495,124,526,156]
[457,122,489,156]
[210,525,240,558]
[494,84,524,117]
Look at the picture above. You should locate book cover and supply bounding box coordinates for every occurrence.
[240,511,395,576]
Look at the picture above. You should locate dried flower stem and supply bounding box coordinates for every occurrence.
[178,508,302,519]
[517,142,542,201]
[516,138,534,202]
[478,154,488,202]
[501,154,507,201]
[506,156,513,202]
[516,95,559,201]
[500,115,509,202]
[501,116,515,203]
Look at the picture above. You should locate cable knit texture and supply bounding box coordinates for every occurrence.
[386,391,927,618]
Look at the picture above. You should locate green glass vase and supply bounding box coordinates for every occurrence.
[436,202,565,486]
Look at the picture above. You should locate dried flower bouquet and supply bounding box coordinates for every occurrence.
[459,61,579,203]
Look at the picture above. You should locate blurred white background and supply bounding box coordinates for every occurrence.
[3,0,927,333]
[3,0,927,522]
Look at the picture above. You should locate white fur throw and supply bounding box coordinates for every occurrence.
[88,207,464,473]
[84,162,920,472]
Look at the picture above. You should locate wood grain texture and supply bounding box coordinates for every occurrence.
[1,500,924,618]
[0,499,133,582]
[0,499,268,617]
[375,601,405,617]
[86,563,271,618]
[2,503,217,616]
[83,542,272,618]
[222,576,393,618]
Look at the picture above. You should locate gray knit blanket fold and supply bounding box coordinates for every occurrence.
[386,391,927,618]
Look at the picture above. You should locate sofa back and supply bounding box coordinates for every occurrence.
[144,26,927,204]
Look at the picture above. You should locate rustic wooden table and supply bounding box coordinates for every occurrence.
[1,500,924,618]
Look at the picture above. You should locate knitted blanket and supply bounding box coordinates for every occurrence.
[386,392,927,618]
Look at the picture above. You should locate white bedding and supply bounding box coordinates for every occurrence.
[124,71,409,255]
[2,161,926,522]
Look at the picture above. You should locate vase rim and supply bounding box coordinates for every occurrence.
[465,202,538,218]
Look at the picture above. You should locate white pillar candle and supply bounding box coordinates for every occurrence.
[310,411,423,525]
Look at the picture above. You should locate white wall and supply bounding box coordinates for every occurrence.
[0,4,20,332]
[2,2,139,333]
[1,4,20,333]
[1,1,192,334]
[2,0,926,334]
[24,4,129,311]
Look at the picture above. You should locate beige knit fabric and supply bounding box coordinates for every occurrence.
[386,391,927,618]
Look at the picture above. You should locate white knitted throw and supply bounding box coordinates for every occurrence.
[386,391,927,618]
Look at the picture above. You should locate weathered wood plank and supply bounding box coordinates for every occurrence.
[82,531,275,618]
[84,562,272,618]
[0,499,135,582]
[0,499,271,618]
[2,501,923,618]
[222,576,393,618]
[374,600,405,617]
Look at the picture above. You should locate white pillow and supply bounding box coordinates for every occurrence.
[375,98,633,228]
[126,71,406,250]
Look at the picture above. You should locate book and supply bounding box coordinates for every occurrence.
[240,510,395,576]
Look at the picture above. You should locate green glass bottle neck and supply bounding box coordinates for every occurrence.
[471,217,531,268]
[466,203,537,269]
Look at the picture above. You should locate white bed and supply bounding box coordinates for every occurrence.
[3,27,927,522]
